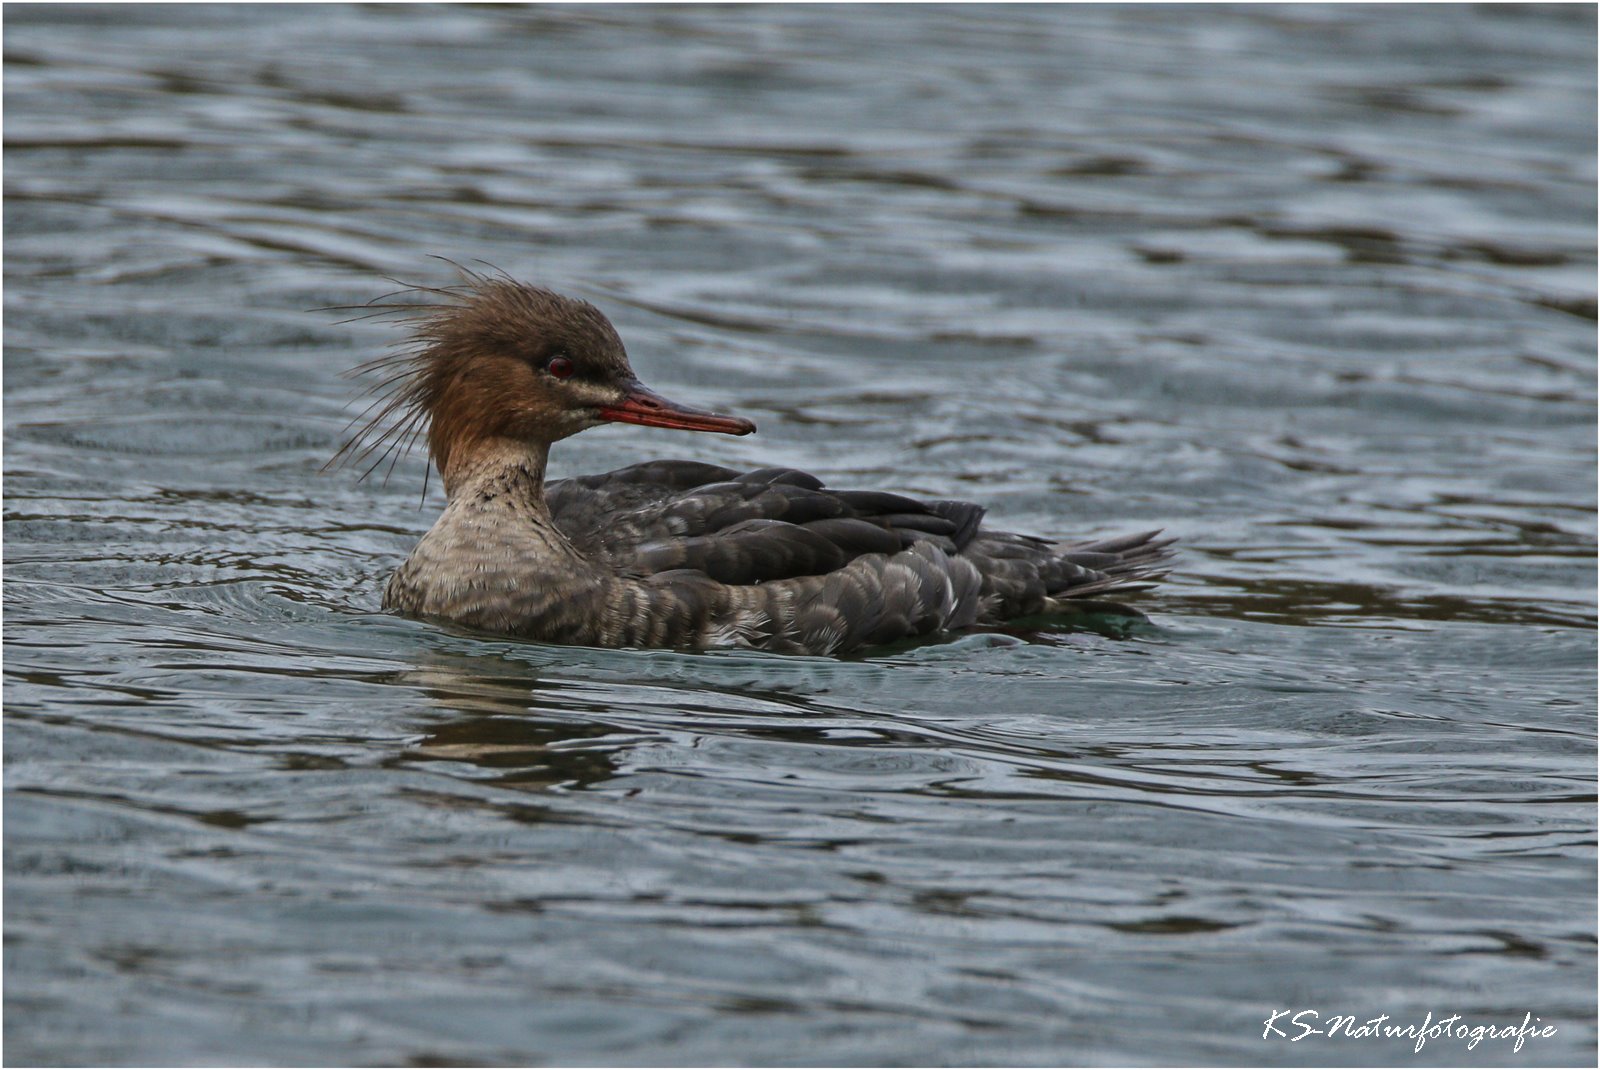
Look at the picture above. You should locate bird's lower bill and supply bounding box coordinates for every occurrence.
[596,383,756,435]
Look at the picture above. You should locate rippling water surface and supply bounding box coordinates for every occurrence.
[4,4,1595,1066]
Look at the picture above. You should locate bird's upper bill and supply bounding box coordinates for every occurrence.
[597,380,756,436]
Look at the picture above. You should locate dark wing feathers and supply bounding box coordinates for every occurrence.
[561,459,741,492]
[797,517,903,557]
[697,481,851,532]
[924,499,986,549]
[547,460,1173,651]
[732,466,825,489]
[545,459,743,552]
[829,489,926,514]
[552,466,978,566]
[628,521,848,586]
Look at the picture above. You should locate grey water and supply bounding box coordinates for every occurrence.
[3,4,1594,1066]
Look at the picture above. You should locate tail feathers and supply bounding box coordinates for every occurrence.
[1049,529,1177,598]
[967,528,1176,620]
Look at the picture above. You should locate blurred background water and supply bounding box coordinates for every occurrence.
[3,4,1595,1066]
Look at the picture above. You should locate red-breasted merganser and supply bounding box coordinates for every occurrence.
[338,272,1174,655]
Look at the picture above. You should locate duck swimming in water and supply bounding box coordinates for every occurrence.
[338,271,1174,655]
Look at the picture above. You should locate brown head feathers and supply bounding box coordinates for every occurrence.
[330,268,636,486]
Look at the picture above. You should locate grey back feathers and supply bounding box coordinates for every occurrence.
[538,461,1172,654]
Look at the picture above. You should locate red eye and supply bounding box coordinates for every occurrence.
[546,355,574,380]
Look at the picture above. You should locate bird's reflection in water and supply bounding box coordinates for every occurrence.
[386,650,634,794]
[381,600,1159,802]
[997,599,1158,643]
